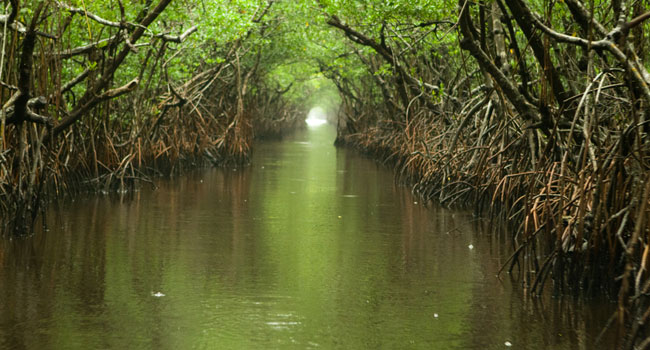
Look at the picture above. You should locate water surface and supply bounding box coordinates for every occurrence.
[0,125,616,349]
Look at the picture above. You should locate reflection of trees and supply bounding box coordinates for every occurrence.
[334,143,475,346]
[216,167,255,284]
[0,124,618,348]
[0,196,110,348]
[459,219,619,350]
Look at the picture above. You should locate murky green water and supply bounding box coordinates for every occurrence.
[0,125,616,349]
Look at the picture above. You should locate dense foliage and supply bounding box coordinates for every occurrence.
[1,0,649,348]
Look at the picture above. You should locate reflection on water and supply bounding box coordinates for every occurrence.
[0,125,616,349]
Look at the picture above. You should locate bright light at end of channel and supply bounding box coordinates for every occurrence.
[306,118,327,127]
[305,107,328,127]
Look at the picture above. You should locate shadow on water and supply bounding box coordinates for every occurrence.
[0,124,617,349]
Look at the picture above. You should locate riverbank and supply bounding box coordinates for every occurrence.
[335,116,647,347]
[0,105,304,236]
[0,124,618,349]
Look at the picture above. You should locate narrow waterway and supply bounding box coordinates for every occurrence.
[0,124,615,349]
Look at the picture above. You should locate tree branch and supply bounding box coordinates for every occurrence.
[53,78,139,133]
[530,13,650,106]
[51,35,118,59]
[56,1,124,28]
[159,25,198,43]
[51,0,173,137]
[0,14,57,39]
[623,11,650,31]
[61,68,90,93]
[11,3,43,125]
[458,0,542,127]
[252,0,274,23]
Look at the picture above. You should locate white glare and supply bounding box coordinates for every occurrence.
[306,118,327,127]
[305,107,327,127]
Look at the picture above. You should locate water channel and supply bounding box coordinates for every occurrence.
[0,123,616,349]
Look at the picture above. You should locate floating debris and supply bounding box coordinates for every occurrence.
[505,341,512,347]
[468,244,474,250]
[434,313,439,318]
[152,292,165,297]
